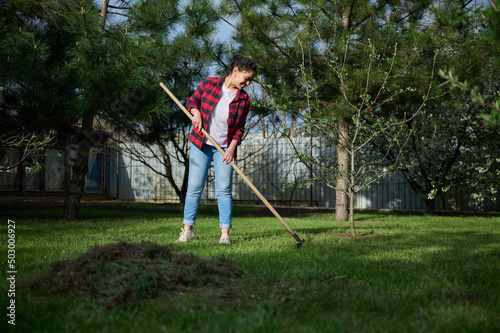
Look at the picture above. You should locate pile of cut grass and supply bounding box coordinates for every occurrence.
[25,241,243,308]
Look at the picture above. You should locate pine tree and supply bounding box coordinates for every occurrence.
[60,0,188,218]
[0,0,220,217]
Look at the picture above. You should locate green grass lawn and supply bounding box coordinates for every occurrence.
[0,203,499,332]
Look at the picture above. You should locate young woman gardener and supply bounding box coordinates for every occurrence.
[177,55,257,244]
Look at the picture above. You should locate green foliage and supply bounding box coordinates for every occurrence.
[220,1,451,226]
[438,0,500,128]
[0,0,223,139]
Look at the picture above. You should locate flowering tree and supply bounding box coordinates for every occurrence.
[374,1,500,212]
[377,90,499,213]
[268,42,438,234]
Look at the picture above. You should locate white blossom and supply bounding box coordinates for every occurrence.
[475,166,487,174]
[472,193,484,202]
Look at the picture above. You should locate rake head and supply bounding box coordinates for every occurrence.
[293,233,305,248]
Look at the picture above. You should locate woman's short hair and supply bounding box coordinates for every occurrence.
[229,55,257,75]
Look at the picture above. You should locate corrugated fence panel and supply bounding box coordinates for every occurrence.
[115,138,499,212]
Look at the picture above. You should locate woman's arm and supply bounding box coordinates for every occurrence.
[186,81,204,113]
[186,80,209,133]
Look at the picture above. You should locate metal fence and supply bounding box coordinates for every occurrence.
[107,136,499,212]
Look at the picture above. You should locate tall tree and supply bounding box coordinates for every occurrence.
[1,0,220,217]
[66,0,221,216]
[60,0,182,218]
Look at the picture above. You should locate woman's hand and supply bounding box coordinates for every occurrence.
[222,140,238,164]
[191,109,202,132]
[223,147,235,164]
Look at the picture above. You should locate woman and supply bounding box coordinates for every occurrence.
[177,55,257,244]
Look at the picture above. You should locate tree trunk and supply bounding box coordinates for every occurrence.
[336,6,352,222]
[336,116,349,221]
[349,189,356,236]
[426,198,436,215]
[63,0,108,219]
[63,114,94,219]
[157,142,188,205]
[349,138,357,236]
[99,0,110,27]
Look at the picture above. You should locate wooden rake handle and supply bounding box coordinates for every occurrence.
[159,82,305,247]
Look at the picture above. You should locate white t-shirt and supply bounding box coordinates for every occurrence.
[205,83,237,148]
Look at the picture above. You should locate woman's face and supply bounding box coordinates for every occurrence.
[231,68,256,90]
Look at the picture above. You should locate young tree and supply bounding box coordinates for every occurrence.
[217,0,435,228]
[119,108,192,205]
[120,71,209,205]
[0,129,55,172]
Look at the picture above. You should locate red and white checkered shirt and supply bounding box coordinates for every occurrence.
[186,76,251,158]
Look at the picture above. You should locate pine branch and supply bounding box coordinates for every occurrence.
[346,0,356,30]
[108,5,130,10]
[257,4,282,19]
[207,2,238,30]
[437,55,490,88]
[107,11,131,18]
[80,6,101,59]
[261,33,301,68]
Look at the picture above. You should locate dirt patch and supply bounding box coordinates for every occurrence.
[25,241,244,308]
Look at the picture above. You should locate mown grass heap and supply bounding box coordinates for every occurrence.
[26,241,244,308]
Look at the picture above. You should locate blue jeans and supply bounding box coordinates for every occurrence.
[183,143,234,229]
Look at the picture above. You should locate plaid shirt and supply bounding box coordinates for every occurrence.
[186,76,251,157]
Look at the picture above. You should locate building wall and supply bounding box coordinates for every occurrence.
[0,142,105,197]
